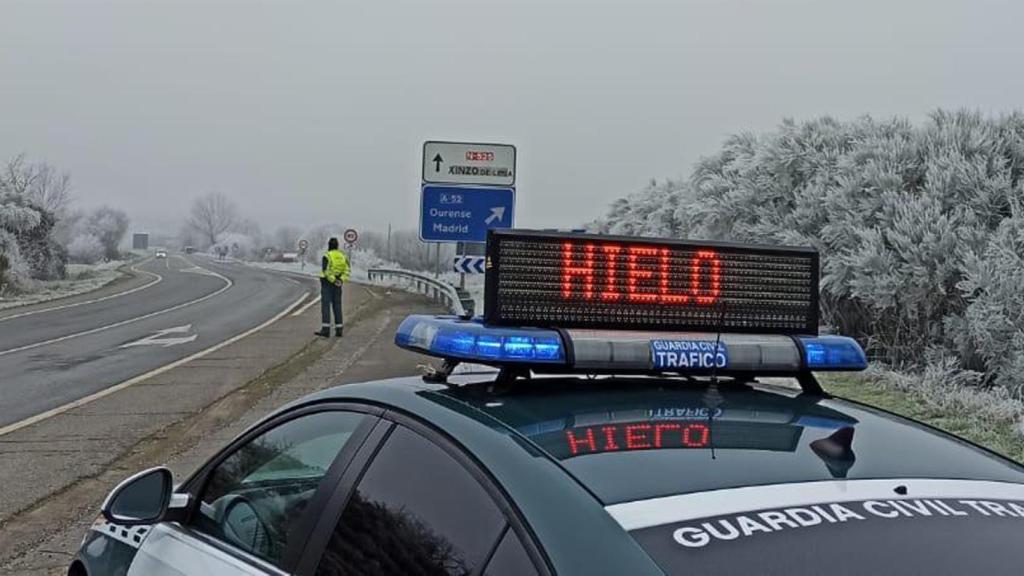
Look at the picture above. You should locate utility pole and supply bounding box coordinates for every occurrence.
[456,241,466,290]
[386,222,392,262]
[435,243,441,278]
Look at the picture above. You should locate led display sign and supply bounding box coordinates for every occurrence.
[528,420,802,460]
[484,230,819,334]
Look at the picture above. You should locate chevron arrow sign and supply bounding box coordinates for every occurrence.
[453,256,486,274]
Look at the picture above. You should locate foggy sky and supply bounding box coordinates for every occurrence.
[2,0,1022,237]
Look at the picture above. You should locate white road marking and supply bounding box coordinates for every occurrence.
[605,478,1024,531]
[121,325,199,348]
[0,265,232,357]
[0,261,163,323]
[290,292,319,317]
[0,291,308,438]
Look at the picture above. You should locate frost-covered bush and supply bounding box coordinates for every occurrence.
[67,233,105,264]
[83,206,129,260]
[597,110,1024,390]
[211,232,257,260]
[953,216,1024,392]
[358,229,455,274]
[302,223,345,264]
[0,191,66,287]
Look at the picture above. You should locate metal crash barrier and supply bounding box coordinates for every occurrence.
[366,268,471,317]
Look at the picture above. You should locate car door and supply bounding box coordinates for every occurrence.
[128,405,380,576]
[293,413,550,576]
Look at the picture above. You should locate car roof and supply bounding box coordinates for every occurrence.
[281,373,1024,575]
[294,374,1024,505]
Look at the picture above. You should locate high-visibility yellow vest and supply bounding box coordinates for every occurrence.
[321,249,350,283]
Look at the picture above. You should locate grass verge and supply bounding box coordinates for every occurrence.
[822,372,1024,464]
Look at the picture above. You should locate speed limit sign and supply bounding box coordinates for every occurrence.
[298,239,309,250]
[343,229,358,244]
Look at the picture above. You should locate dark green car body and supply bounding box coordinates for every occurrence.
[74,372,1024,575]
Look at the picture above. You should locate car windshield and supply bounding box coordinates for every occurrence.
[445,377,1024,505]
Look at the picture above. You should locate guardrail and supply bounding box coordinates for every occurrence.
[366,268,471,317]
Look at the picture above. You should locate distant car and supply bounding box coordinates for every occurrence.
[154,250,168,259]
[184,246,196,254]
[70,231,1024,576]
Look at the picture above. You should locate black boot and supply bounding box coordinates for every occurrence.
[315,328,330,338]
[335,327,344,337]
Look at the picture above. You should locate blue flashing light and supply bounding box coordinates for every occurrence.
[799,336,867,371]
[395,315,567,365]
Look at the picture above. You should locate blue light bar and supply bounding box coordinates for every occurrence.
[395,315,566,365]
[798,336,868,371]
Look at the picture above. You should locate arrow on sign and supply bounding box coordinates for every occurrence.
[121,325,198,348]
[433,153,444,172]
[453,256,486,274]
[485,206,506,225]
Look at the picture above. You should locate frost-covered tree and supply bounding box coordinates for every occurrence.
[302,223,346,264]
[67,233,105,264]
[0,190,65,286]
[358,229,455,274]
[187,192,238,248]
[84,206,130,260]
[0,155,72,287]
[599,110,1024,389]
[272,225,303,252]
[211,232,257,260]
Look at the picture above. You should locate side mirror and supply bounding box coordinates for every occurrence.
[101,467,182,526]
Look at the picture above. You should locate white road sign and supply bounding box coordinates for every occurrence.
[423,141,516,187]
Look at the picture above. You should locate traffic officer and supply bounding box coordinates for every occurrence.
[316,237,350,337]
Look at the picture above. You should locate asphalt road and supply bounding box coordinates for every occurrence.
[0,254,312,428]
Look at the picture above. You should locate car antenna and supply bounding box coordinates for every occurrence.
[702,299,727,460]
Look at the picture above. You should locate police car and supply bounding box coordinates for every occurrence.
[72,231,1024,575]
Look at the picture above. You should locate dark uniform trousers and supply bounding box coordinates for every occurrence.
[320,278,343,328]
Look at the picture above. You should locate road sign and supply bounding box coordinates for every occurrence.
[453,256,486,274]
[343,229,358,244]
[423,141,516,187]
[298,239,309,251]
[420,185,515,243]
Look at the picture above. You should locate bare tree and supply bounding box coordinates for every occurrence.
[0,155,72,215]
[0,154,34,196]
[187,192,238,247]
[27,163,72,215]
[85,206,130,260]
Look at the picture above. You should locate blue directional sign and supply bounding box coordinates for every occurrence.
[420,185,515,243]
[453,256,486,274]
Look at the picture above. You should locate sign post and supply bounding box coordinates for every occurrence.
[343,229,358,268]
[297,239,309,270]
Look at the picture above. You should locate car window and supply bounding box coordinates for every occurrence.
[315,426,506,576]
[485,529,539,576]
[193,411,367,568]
